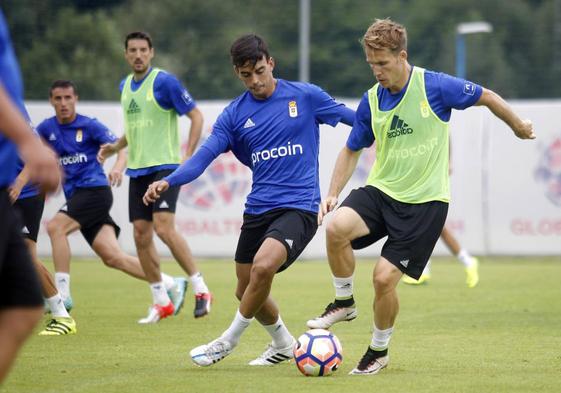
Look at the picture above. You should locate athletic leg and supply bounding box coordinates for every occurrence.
[46,212,80,302]
[307,207,368,329]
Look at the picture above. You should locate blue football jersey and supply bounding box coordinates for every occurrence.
[36,114,117,198]
[166,79,354,214]
[0,9,26,187]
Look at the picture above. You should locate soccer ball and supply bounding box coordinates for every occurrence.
[293,329,343,377]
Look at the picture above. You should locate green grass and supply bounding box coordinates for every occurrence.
[3,257,561,393]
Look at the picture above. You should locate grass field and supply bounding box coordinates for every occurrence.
[3,257,561,393]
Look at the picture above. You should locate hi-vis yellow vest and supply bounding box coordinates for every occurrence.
[366,67,450,203]
[121,68,180,169]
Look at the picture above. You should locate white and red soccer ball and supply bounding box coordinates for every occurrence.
[293,329,343,377]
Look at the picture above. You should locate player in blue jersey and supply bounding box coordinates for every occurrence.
[11,138,77,336]
[98,31,211,323]
[306,19,535,375]
[143,34,354,367]
[37,80,186,319]
[0,8,61,383]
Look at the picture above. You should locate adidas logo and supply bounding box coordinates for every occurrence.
[49,133,56,141]
[22,226,30,234]
[399,259,409,268]
[285,239,293,249]
[127,99,141,114]
[159,200,169,209]
[388,115,413,138]
[243,118,255,128]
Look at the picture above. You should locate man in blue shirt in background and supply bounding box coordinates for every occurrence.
[38,80,185,321]
[144,34,355,367]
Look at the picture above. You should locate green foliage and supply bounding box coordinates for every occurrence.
[4,0,561,99]
[17,7,127,100]
[4,257,561,392]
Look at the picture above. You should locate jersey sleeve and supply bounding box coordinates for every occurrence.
[90,119,117,144]
[425,72,482,121]
[154,72,197,115]
[346,93,374,151]
[309,84,355,126]
[163,115,232,187]
[119,78,126,93]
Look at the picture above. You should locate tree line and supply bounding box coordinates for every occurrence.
[5,0,560,100]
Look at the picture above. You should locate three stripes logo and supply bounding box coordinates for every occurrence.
[387,115,413,138]
[263,352,292,365]
[127,99,141,115]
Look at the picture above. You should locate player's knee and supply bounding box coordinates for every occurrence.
[101,254,122,269]
[235,279,249,300]
[46,220,62,237]
[153,222,173,243]
[326,218,349,244]
[133,228,151,247]
[373,271,393,291]
[250,262,275,284]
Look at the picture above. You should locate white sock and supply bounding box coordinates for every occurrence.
[46,294,70,318]
[220,309,253,346]
[333,274,354,300]
[161,273,176,291]
[261,315,293,348]
[150,281,170,306]
[55,272,71,299]
[370,325,394,351]
[457,249,474,267]
[189,272,209,294]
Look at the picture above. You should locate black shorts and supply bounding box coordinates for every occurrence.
[235,208,318,273]
[0,190,43,309]
[129,169,180,222]
[13,194,45,242]
[60,186,120,246]
[340,186,448,280]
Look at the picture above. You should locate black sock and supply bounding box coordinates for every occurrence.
[367,347,388,358]
[334,297,354,308]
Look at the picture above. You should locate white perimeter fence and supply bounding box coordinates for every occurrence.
[26,99,561,259]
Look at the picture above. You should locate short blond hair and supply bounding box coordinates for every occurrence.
[362,18,407,53]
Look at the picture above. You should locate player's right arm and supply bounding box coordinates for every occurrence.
[0,84,60,193]
[143,114,233,205]
[318,94,372,225]
[143,146,218,205]
[319,146,362,225]
[97,134,128,163]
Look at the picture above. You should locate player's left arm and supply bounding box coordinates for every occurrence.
[475,88,535,140]
[183,107,203,161]
[309,84,355,127]
[160,73,203,161]
[94,120,126,186]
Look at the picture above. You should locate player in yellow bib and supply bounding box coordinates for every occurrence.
[307,18,535,375]
[98,32,212,323]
